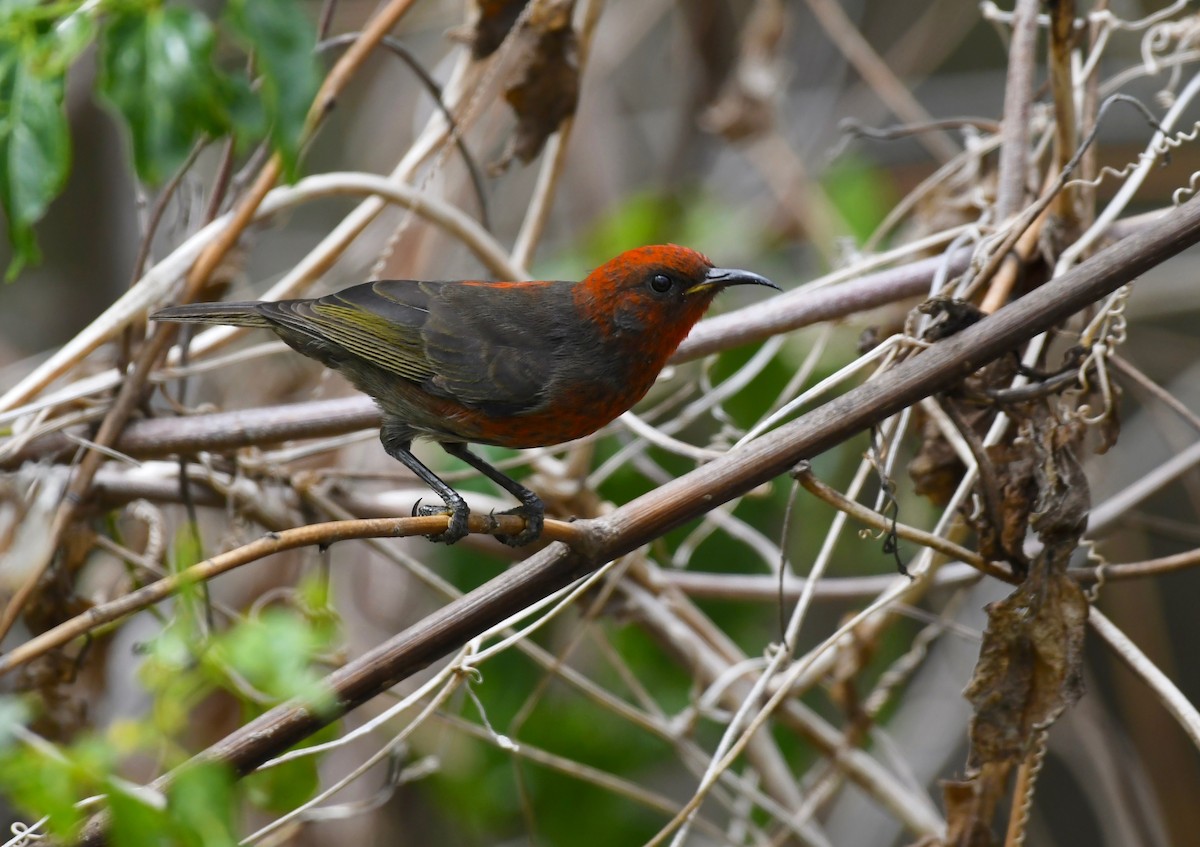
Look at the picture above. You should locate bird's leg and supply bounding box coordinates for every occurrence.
[380,427,470,544]
[441,442,544,546]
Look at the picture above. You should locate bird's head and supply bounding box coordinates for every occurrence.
[574,245,778,346]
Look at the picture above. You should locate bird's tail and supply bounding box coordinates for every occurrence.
[151,302,272,328]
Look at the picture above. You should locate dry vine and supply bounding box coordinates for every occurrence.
[4,2,1200,846]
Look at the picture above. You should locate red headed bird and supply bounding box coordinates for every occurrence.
[153,245,777,545]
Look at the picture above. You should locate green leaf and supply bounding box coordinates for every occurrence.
[110,762,239,847]
[0,748,83,837]
[224,0,320,180]
[169,521,205,573]
[244,749,320,813]
[207,610,335,709]
[98,7,228,185]
[243,722,336,812]
[0,695,30,748]
[137,626,208,738]
[0,40,70,280]
[168,761,238,847]
[46,11,97,72]
[108,783,172,847]
[220,71,267,145]
[0,734,117,840]
[0,1,40,22]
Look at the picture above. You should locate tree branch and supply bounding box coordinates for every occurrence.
[74,194,1200,846]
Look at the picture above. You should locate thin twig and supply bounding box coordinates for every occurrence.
[995,0,1040,219]
[1047,0,1079,228]
[1089,606,1200,750]
[317,33,492,231]
[123,191,1200,814]
[793,465,1014,582]
[1110,353,1200,434]
[804,0,957,162]
[510,0,606,268]
[0,515,583,676]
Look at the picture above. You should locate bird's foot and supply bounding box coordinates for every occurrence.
[412,500,470,545]
[493,504,544,547]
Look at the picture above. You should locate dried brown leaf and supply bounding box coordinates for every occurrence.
[964,568,1087,766]
[918,296,986,342]
[976,440,1036,564]
[490,0,579,173]
[454,0,529,59]
[1030,419,1090,561]
[965,417,1090,767]
[909,406,969,506]
[941,768,1007,847]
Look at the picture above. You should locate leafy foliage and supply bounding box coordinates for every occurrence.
[0,0,321,279]
[0,35,70,280]
[224,0,320,181]
[108,762,238,847]
[98,7,231,186]
[0,579,338,840]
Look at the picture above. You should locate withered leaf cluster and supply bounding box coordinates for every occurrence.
[907,341,1114,846]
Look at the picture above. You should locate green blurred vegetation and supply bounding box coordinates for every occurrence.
[0,0,319,279]
[401,178,928,842]
[0,562,338,840]
[0,1,961,840]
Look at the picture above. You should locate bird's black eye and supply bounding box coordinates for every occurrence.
[649,273,673,294]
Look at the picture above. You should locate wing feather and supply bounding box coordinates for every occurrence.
[259,281,436,383]
[258,279,576,418]
[420,281,571,415]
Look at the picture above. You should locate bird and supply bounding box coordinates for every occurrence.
[152,244,778,546]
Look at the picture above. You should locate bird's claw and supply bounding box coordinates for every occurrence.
[409,499,541,546]
[413,501,469,545]
[414,501,449,519]
[494,505,544,547]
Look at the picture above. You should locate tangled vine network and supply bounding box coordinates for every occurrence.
[4,2,1200,846]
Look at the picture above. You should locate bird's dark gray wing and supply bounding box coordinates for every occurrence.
[417,280,574,417]
[258,280,438,384]
[259,279,575,417]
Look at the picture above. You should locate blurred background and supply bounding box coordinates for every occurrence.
[3,1,1200,845]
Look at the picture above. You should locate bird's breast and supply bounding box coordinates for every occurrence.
[436,375,652,448]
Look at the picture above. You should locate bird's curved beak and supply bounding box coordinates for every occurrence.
[686,267,780,295]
